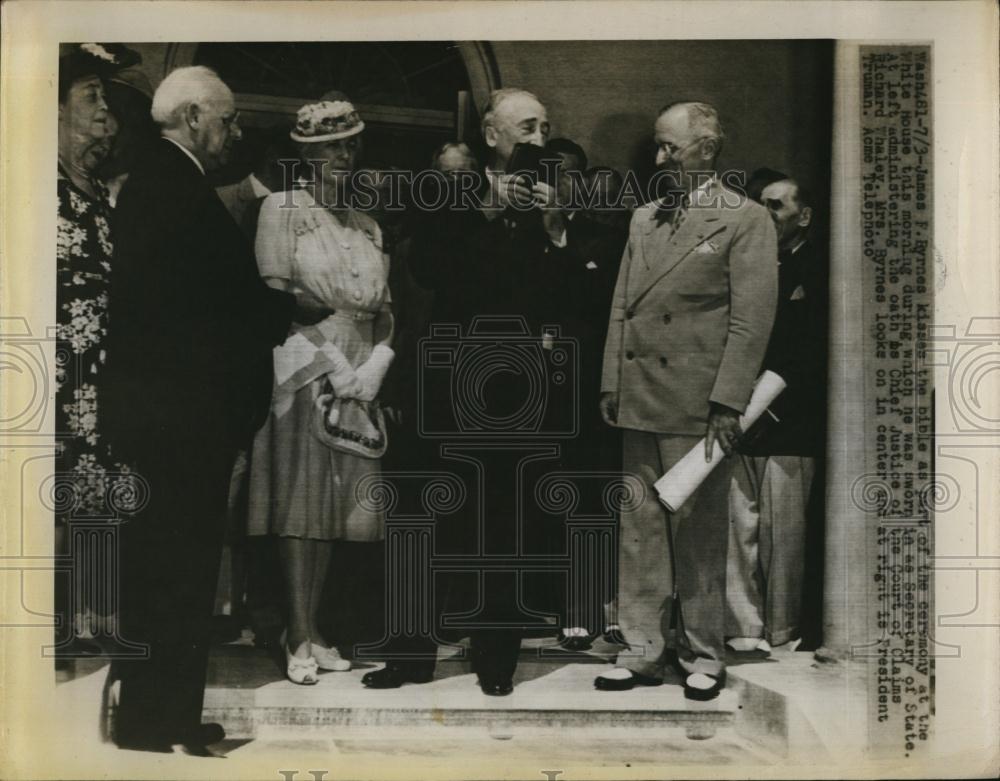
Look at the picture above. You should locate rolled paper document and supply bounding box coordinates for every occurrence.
[653,370,787,512]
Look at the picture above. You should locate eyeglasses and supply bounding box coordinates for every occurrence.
[657,135,710,159]
[220,110,241,129]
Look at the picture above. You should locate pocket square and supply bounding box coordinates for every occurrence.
[790,285,807,301]
[585,260,599,270]
[694,240,718,254]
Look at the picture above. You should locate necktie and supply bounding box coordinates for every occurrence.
[653,191,690,237]
[670,193,689,239]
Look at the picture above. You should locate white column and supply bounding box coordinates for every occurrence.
[818,41,869,660]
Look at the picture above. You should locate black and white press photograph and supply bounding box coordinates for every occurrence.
[0,1,998,779]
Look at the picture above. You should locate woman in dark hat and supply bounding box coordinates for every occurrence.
[98,60,159,204]
[55,43,140,652]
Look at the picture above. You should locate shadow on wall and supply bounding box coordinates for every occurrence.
[591,112,659,188]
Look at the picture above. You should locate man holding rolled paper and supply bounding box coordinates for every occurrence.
[595,101,777,700]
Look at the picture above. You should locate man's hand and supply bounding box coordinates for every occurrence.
[533,180,567,244]
[705,403,743,461]
[489,172,535,211]
[600,392,619,426]
[531,180,559,210]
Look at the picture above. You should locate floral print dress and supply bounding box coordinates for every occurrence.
[56,169,135,520]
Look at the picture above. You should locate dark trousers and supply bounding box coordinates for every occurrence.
[361,413,440,674]
[559,421,622,632]
[452,444,566,677]
[372,437,561,680]
[112,433,234,745]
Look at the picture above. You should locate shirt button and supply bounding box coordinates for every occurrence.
[350,266,360,277]
[659,356,668,367]
[662,313,672,324]
[626,351,635,360]
[353,290,363,301]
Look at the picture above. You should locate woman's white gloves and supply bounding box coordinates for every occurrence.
[323,346,365,400]
[352,344,395,402]
[320,343,393,403]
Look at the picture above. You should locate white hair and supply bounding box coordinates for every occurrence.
[150,65,231,128]
[660,101,726,162]
[481,87,542,133]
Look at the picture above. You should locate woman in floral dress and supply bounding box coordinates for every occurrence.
[55,44,139,646]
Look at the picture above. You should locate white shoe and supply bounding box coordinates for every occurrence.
[725,637,771,655]
[74,610,97,641]
[285,647,319,684]
[312,642,351,672]
[281,631,319,685]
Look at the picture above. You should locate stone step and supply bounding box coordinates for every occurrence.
[224,726,778,770]
[203,646,737,743]
[60,637,856,767]
[54,659,775,771]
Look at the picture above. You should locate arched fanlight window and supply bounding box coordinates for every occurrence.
[195,42,472,111]
[165,42,498,172]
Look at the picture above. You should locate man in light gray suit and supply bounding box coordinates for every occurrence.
[595,101,778,699]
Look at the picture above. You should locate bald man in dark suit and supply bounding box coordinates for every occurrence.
[105,67,293,754]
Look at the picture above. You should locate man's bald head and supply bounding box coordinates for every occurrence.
[482,88,543,131]
[151,66,241,171]
[151,66,232,130]
[657,101,725,162]
[481,88,550,171]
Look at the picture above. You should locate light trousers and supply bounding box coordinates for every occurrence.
[726,454,816,646]
[615,430,733,678]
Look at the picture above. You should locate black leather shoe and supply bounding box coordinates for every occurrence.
[594,671,662,691]
[362,664,433,689]
[177,742,226,758]
[478,676,513,696]
[114,738,173,754]
[178,722,225,745]
[683,672,726,701]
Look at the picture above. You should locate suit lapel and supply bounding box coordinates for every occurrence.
[638,205,661,273]
[631,204,726,305]
[237,175,257,205]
